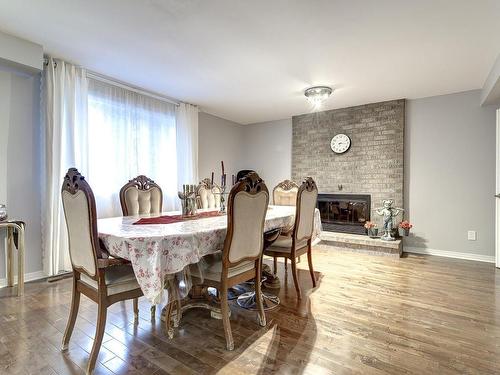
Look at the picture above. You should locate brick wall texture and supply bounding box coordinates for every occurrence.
[292,99,405,228]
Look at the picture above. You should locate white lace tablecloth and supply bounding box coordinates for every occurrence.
[98,206,322,304]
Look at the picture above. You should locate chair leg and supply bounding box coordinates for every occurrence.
[220,284,234,351]
[255,261,266,327]
[62,278,80,351]
[273,257,278,275]
[307,244,317,288]
[150,305,156,320]
[290,257,301,299]
[87,298,107,374]
[133,298,139,320]
[284,258,288,272]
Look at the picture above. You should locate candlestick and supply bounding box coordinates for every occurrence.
[211,172,214,185]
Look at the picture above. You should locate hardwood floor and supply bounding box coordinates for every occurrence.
[1,245,499,374]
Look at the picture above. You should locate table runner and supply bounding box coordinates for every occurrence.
[133,211,224,225]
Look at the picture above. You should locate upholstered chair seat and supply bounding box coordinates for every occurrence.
[190,253,254,281]
[267,236,308,251]
[80,264,140,296]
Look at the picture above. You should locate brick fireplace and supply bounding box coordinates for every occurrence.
[292,99,405,231]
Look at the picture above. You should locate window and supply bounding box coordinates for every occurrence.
[87,78,178,217]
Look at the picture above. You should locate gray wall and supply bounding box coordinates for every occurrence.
[244,90,497,258]
[0,69,42,280]
[241,119,292,191]
[405,90,496,257]
[198,112,244,185]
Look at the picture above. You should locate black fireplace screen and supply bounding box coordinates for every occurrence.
[317,194,371,234]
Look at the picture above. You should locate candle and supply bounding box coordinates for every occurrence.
[221,161,225,176]
[232,174,235,185]
[211,172,214,185]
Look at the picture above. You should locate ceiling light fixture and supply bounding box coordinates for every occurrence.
[304,86,333,107]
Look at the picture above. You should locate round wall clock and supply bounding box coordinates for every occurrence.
[330,134,351,154]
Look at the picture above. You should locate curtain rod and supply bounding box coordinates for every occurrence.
[86,71,180,106]
[44,57,181,106]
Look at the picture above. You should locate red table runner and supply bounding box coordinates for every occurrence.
[133,211,224,225]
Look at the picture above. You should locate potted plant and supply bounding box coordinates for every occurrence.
[364,221,378,237]
[398,220,413,236]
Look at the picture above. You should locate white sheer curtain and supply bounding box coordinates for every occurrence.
[41,57,89,276]
[42,58,197,277]
[176,103,199,189]
[87,78,178,217]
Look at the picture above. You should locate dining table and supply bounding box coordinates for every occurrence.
[98,205,322,305]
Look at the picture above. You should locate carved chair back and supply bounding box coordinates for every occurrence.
[197,178,221,209]
[61,168,104,279]
[236,169,255,181]
[119,175,163,216]
[273,179,299,206]
[223,172,269,267]
[293,177,318,242]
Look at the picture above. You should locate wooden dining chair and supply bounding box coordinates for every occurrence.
[271,179,300,272]
[119,175,163,216]
[119,175,162,318]
[61,168,143,374]
[264,177,318,299]
[187,172,269,350]
[196,177,221,209]
[273,179,299,206]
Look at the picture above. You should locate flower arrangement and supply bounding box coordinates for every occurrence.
[364,221,379,237]
[364,221,376,229]
[399,220,413,230]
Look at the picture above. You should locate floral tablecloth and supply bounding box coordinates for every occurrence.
[98,206,322,304]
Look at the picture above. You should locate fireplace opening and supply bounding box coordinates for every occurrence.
[317,193,371,235]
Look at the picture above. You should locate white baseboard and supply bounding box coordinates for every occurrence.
[0,270,47,288]
[404,247,495,263]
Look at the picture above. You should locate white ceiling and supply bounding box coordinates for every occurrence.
[0,0,499,124]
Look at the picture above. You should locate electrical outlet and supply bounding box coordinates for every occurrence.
[467,231,477,241]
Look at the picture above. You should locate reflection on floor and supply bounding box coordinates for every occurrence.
[1,245,499,374]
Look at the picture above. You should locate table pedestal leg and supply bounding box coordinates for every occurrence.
[161,285,231,334]
[236,263,281,311]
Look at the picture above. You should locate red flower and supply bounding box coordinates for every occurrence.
[399,220,413,229]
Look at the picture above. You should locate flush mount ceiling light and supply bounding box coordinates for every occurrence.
[304,86,333,106]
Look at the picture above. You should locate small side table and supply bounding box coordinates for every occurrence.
[0,220,26,296]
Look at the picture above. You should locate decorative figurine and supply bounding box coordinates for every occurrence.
[375,200,404,241]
